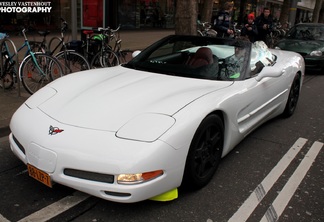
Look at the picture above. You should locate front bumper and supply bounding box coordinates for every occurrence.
[304,55,324,71]
[9,104,186,203]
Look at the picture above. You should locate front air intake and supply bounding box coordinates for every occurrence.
[64,168,114,183]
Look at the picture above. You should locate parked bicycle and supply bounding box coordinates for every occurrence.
[90,25,134,68]
[265,22,288,48]
[197,21,217,37]
[89,27,119,69]
[107,25,134,64]
[0,31,50,89]
[18,29,64,94]
[0,32,14,89]
[28,30,51,53]
[80,29,103,63]
[1,29,64,94]
[47,18,90,74]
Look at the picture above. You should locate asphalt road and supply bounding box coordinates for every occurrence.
[0,74,323,222]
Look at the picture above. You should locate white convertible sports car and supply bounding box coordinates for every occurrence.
[9,35,304,203]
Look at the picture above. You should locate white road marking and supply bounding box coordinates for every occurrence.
[228,138,308,222]
[1,136,321,221]
[261,141,323,222]
[17,191,90,222]
[0,214,10,222]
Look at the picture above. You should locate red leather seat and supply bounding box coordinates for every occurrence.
[187,47,214,68]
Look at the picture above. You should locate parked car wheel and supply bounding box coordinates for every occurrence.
[283,73,301,117]
[183,114,224,190]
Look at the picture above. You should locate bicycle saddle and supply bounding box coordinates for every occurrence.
[83,30,94,35]
[38,30,50,37]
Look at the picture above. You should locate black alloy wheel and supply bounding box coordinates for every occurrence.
[283,73,301,117]
[182,114,224,190]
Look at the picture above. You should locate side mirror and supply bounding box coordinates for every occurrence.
[255,68,285,81]
[132,50,141,58]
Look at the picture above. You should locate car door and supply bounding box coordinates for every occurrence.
[233,67,289,135]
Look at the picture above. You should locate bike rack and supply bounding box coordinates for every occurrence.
[0,38,20,96]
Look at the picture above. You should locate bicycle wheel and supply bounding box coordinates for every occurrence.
[55,50,90,74]
[90,50,119,69]
[20,53,63,94]
[118,49,134,64]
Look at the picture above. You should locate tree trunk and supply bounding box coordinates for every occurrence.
[201,0,214,23]
[319,5,324,23]
[312,0,323,22]
[238,0,247,25]
[279,0,291,28]
[175,0,197,35]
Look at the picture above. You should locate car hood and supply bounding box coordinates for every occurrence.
[276,38,324,54]
[31,66,232,131]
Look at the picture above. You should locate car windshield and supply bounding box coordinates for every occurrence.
[287,25,324,40]
[124,35,258,80]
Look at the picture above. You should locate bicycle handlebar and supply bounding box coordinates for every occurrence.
[60,18,68,33]
[21,29,28,40]
[96,27,110,32]
[94,24,121,35]
[110,24,121,33]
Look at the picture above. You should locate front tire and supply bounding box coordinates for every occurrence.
[182,114,224,190]
[283,73,301,117]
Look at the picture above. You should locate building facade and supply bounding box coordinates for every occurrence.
[0,0,317,33]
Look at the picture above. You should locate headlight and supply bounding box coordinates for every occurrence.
[116,113,175,142]
[117,170,163,184]
[25,86,57,109]
[310,50,322,56]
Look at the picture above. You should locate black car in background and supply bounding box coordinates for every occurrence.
[275,23,324,72]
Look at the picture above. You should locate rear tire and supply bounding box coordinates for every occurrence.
[283,73,301,117]
[182,114,224,190]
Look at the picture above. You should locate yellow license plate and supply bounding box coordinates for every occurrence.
[27,164,52,188]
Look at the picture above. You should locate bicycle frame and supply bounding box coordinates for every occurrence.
[49,38,63,56]
[46,18,70,56]
[2,30,35,75]
[9,29,48,79]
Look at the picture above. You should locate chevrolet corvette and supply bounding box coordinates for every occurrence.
[9,35,304,203]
